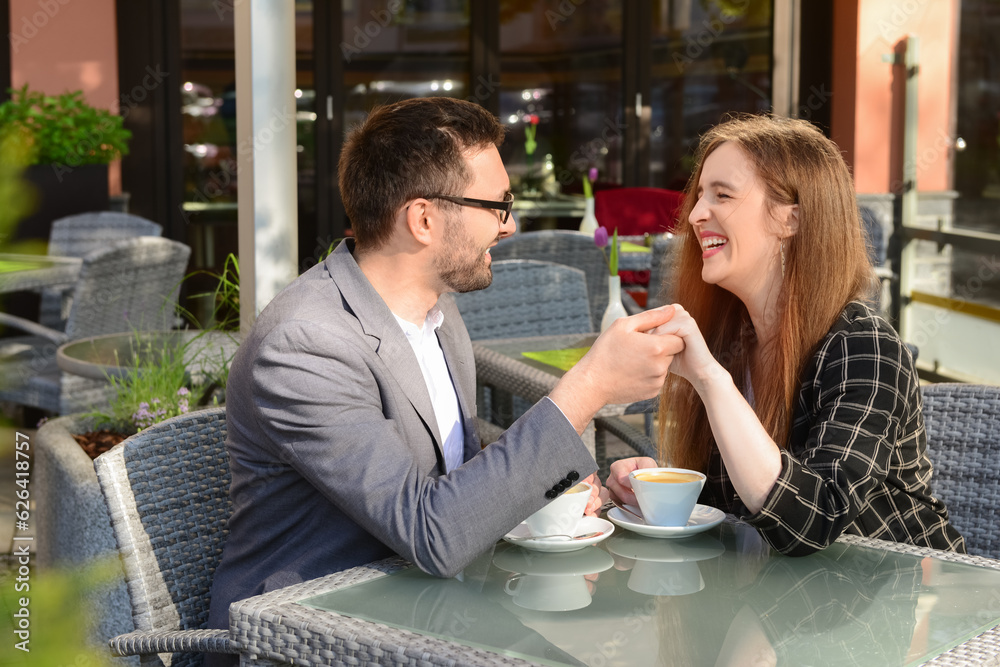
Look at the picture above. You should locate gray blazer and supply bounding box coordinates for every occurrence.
[207,240,596,632]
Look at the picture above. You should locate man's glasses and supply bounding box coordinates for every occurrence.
[426,192,514,226]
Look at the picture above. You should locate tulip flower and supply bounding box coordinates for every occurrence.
[594,227,618,276]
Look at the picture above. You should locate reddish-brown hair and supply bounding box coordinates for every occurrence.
[338,97,506,252]
[659,115,875,471]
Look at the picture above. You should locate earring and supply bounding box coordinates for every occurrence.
[780,240,786,278]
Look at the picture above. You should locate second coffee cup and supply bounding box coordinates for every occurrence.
[629,468,706,527]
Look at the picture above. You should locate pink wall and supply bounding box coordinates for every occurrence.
[8,0,121,194]
[833,0,957,194]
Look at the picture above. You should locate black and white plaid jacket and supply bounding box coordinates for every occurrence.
[702,301,966,556]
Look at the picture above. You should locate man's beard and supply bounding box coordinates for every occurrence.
[435,215,496,293]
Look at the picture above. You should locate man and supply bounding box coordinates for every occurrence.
[206,97,680,643]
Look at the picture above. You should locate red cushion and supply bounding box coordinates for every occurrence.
[594,187,684,237]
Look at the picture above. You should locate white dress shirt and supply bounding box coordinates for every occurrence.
[392,307,465,472]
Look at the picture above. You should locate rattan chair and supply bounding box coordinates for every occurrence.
[0,237,190,414]
[490,230,611,333]
[93,407,238,666]
[41,212,163,329]
[921,383,1000,559]
[453,259,594,340]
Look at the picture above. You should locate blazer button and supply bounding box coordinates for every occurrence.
[545,489,558,499]
[557,479,571,491]
[567,471,580,481]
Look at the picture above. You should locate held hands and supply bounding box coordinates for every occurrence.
[550,305,684,435]
[606,456,657,507]
[574,306,685,406]
[649,304,725,394]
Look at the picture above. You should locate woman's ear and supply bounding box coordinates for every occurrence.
[782,204,800,239]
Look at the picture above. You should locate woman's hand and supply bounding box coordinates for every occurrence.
[651,304,725,394]
[606,456,657,506]
[582,473,609,517]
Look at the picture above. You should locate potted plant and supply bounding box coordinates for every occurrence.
[0,84,131,245]
[34,329,233,665]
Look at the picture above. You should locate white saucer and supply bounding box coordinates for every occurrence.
[503,516,614,553]
[607,504,725,539]
[493,544,615,576]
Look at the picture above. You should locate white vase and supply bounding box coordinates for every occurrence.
[579,197,599,235]
[601,275,628,332]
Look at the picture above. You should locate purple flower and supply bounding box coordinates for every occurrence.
[594,227,609,248]
[177,387,190,396]
[588,167,598,183]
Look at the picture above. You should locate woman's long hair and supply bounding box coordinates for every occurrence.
[659,115,875,471]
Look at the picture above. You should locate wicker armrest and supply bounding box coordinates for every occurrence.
[595,415,658,460]
[109,629,238,657]
[0,312,68,344]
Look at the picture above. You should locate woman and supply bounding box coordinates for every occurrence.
[608,115,965,556]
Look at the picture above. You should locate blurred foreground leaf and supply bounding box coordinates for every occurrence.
[0,559,116,666]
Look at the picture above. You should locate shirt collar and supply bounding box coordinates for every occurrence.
[392,305,445,340]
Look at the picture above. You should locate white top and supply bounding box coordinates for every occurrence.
[392,307,465,472]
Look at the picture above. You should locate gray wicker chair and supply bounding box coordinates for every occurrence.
[0,237,190,414]
[921,383,1000,559]
[453,259,594,340]
[93,407,238,666]
[41,212,163,329]
[490,230,611,332]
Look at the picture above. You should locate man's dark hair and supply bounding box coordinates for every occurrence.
[338,97,506,252]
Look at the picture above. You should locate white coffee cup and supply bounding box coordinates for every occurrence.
[524,482,592,537]
[629,467,706,527]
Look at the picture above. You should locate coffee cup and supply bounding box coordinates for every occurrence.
[628,467,706,527]
[524,482,592,537]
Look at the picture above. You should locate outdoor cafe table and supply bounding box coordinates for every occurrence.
[0,252,81,294]
[230,517,1000,666]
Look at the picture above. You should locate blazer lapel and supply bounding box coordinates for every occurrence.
[323,242,446,466]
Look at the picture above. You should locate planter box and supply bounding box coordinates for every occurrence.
[35,414,138,667]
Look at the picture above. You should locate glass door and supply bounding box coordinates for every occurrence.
[498,0,624,199]
[649,0,773,191]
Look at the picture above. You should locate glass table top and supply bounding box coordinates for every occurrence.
[300,521,1000,666]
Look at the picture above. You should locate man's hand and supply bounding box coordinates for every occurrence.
[550,306,684,434]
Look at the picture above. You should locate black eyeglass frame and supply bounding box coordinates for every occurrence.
[425,193,514,226]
